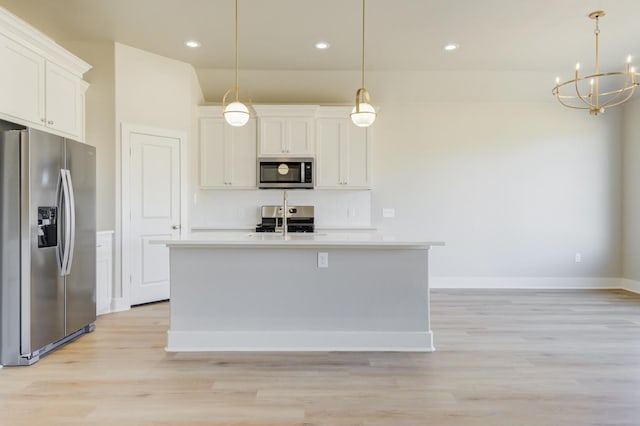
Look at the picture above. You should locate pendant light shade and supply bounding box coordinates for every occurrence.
[351,89,376,127]
[223,0,249,127]
[223,100,250,127]
[351,0,376,127]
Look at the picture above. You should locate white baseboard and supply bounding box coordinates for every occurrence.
[621,279,640,294]
[110,297,130,313]
[166,330,435,352]
[431,276,620,290]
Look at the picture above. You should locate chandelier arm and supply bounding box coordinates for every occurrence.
[557,71,640,89]
[600,86,637,109]
[564,71,638,109]
[573,78,596,109]
[553,84,638,110]
[554,93,592,110]
[596,72,634,107]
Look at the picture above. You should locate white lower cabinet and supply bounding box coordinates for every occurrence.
[316,112,372,189]
[96,231,114,316]
[199,106,257,189]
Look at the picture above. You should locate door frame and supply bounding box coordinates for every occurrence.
[120,123,187,309]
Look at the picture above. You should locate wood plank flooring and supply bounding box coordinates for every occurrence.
[1,289,639,425]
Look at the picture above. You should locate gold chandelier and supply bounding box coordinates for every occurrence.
[222,0,250,127]
[553,11,639,115]
[351,0,376,127]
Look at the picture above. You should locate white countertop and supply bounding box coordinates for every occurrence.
[153,232,444,249]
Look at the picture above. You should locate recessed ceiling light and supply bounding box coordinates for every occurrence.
[443,43,459,52]
[185,40,201,48]
[315,41,330,50]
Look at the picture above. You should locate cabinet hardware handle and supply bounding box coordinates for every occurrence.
[47,120,54,125]
[41,118,46,123]
[172,225,181,230]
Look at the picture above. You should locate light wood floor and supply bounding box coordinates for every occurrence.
[1,289,639,426]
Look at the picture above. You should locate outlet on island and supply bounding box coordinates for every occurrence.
[318,252,329,268]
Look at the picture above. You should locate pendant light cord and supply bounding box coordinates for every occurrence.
[235,0,239,101]
[361,0,366,89]
[594,15,600,107]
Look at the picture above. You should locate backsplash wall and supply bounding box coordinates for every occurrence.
[190,189,372,229]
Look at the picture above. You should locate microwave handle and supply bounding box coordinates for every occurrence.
[301,162,305,183]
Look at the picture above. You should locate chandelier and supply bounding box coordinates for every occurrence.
[222,0,250,127]
[552,11,639,116]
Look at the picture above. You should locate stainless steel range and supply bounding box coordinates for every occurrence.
[255,205,315,233]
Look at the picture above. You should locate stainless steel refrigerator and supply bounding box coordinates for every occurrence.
[1,122,96,366]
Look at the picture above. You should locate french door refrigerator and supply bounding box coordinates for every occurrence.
[1,124,96,366]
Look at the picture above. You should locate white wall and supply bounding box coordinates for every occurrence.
[622,98,640,283]
[113,43,204,305]
[62,41,115,233]
[371,101,622,279]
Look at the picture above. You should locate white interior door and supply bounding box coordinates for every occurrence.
[129,130,181,305]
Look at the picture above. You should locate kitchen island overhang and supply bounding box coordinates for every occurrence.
[154,233,444,352]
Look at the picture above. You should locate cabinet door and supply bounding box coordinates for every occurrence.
[45,62,82,137]
[345,126,371,188]
[288,118,314,155]
[0,33,45,125]
[259,118,286,155]
[200,118,226,187]
[316,118,371,189]
[200,117,257,188]
[228,118,257,188]
[316,119,344,188]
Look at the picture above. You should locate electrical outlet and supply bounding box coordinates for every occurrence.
[382,208,395,218]
[347,207,356,218]
[575,253,582,263]
[318,252,329,268]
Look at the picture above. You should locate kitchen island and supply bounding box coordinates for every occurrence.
[155,232,444,352]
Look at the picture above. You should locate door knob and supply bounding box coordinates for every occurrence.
[172,225,181,230]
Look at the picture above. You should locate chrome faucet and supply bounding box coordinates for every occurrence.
[282,189,288,239]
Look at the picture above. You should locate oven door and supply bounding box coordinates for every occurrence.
[258,158,313,189]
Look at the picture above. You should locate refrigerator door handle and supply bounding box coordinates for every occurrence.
[56,169,66,275]
[56,169,72,276]
[64,169,76,274]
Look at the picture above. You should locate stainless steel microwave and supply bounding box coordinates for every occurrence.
[258,158,314,189]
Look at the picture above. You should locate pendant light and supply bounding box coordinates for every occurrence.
[351,0,376,127]
[222,0,250,127]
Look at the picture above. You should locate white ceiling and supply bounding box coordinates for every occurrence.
[2,0,640,103]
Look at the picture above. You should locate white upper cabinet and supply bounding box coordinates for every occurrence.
[45,61,85,137]
[253,105,318,157]
[0,8,90,141]
[0,32,45,125]
[316,107,372,189]
[199,106,257,189]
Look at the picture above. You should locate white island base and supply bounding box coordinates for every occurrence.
[161,234,443,352]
